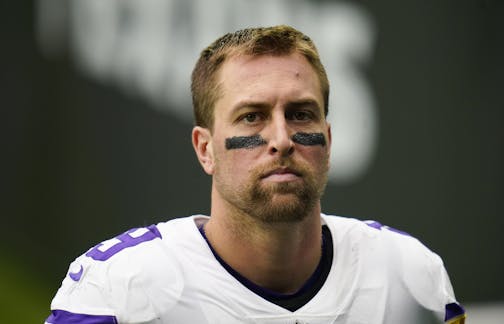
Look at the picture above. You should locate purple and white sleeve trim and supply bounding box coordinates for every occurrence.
[45,309,118,324]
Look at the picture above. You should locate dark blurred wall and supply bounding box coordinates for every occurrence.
[328,0,504,303]
[1,1,503,321]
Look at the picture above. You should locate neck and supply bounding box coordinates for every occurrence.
[205,191,323,294]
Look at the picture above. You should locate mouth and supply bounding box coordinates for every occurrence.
[261,167,302,182]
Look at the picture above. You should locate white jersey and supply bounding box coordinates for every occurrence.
[46,215,465,324]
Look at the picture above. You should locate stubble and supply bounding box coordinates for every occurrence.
[216,158,328,224]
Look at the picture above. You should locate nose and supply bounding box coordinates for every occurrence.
[266,114,294,156]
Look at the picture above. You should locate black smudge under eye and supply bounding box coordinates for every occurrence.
[225,132,326,150]
[291,132,326,146]
[225,135,267,150]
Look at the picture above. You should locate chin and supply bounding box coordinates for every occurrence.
[249,194,316,224]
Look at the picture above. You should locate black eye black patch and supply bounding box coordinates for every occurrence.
[291,132,326,146]
[225,132,326,150]
[225,135,267,150]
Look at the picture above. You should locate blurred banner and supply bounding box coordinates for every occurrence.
[37,0,378,184]
[1,0,503,322]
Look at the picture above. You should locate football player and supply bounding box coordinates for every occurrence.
[46,25,465,324]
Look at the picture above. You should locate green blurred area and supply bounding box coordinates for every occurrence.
[0,252,52,323]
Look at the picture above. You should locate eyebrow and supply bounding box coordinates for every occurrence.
[285,99,322,111]
[231,98,322,113]
[230,101,270,114]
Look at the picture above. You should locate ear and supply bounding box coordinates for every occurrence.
[326,121,332,147]
[326,122,332,166]
[192,126,215,175]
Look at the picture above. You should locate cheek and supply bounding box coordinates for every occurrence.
[300,145,330,163]
[215,149,255,176]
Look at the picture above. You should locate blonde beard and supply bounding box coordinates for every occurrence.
[215,158,328,224]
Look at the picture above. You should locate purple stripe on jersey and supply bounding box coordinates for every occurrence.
[46,310,117,324]
[445,302,465,321]
[365,221,383,230]
[86,224,162,261]
[365,220,411,236]
[385,226,411,237]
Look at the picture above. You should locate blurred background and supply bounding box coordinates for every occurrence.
[1,0,503,322]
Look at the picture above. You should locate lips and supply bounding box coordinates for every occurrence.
[261,167,302,180]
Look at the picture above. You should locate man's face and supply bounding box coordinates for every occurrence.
[204,52,331,223]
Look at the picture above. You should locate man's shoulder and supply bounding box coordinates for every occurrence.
[81,215,202,263]
[50,216,205,318]
[321,213,429,249]
[321,213,446,287]
[322,213,460,319]
[78,215,205,272]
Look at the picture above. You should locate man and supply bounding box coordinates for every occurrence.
[46,25,465,323]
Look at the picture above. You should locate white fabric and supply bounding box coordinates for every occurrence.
[49,214,459,323]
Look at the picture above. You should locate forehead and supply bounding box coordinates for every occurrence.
[215,53,323,107]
